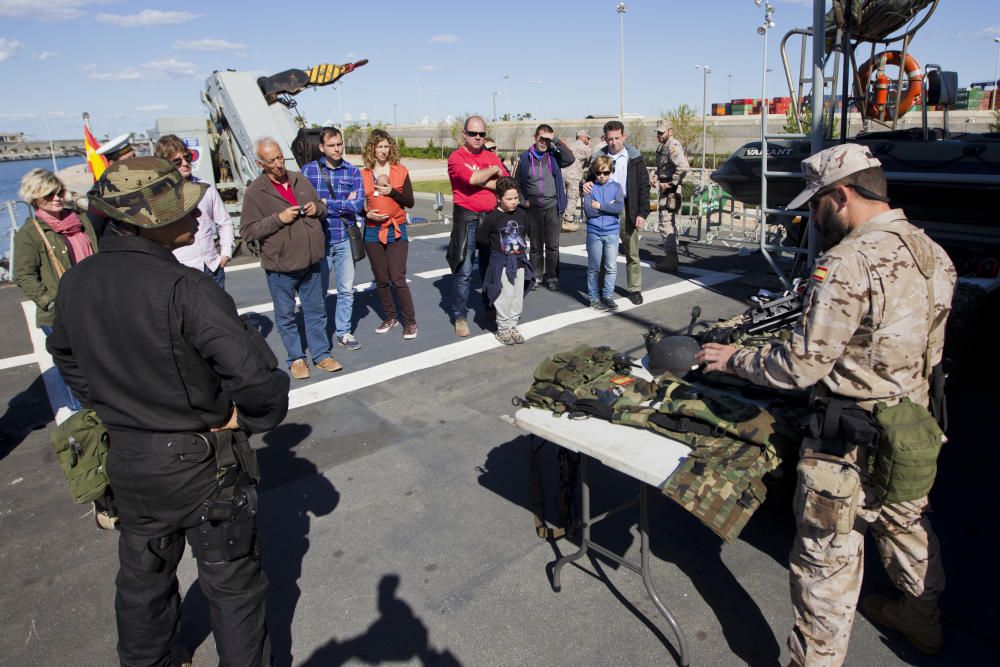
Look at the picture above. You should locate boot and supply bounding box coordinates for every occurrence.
[861,593,943,655]
[561,220,580,232]
[654,252,679,273]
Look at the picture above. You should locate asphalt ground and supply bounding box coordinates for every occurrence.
[0,220,996,666]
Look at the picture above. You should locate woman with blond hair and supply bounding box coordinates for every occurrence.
[13,168,98,414]
[361,129,418,339]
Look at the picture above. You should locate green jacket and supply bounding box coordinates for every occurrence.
[13,214,99,327]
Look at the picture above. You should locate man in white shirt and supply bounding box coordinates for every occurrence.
[154,134,235,288]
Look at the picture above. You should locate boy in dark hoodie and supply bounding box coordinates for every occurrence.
[476,177,535,344]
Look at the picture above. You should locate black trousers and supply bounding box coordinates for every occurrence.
[526,205,561,280]
[107,431,270,667]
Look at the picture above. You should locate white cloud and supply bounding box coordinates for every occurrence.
[0,36,22,62]
[174,38,246,51]
[346,52,356,59]
[0,111,35,121]
[977,26,1000,37]
[89,57,198,81]
[135,104,168,112]
[34,50,57,60]
[429,34,458,43]
[96,10,199,27]
[0,0,106,21]
[420,65,435,71]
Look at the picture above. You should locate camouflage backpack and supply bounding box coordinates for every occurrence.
[517,344,657,417]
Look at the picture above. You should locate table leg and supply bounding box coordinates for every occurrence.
[552,456,589,592]
[640,483,690,666]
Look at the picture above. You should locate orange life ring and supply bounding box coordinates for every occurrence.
[857,51,923,121]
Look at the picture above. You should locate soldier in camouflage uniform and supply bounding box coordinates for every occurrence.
[697,144,956,666]
[560,130,593,232]
[652,119,689,273]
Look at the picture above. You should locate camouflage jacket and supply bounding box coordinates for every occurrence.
[655,137,689,187]
[729,209,956,411]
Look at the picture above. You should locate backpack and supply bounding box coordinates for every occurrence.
[50,409,110,504]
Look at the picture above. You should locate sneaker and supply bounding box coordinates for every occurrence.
[510,328,526,344]
[601,296,620,311]
[546,278,559,291]
[403,323,418,339]
[290,358,310,379]
[628,291,644,305]
[455,318,470,337]
[315,357,343,373]
[338,333,362,350]
[375,318,398,334]
[495,329,516,345]
[590,300,609,312]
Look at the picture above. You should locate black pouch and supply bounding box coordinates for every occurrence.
[344,219,366,262]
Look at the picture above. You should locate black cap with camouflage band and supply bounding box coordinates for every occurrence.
[91,157,207,229]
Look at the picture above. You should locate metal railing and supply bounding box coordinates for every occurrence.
[1,199,30,282]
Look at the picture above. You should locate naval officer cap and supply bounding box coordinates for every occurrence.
[786,143,883,210]
[96,133,134,160]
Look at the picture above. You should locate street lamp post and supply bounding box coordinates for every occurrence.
[503,74,511,121]
[993,37,1000,111]
[617,3,627,120]
[695,65,711,182]
[728,73,733,102]
[492,91,498,122]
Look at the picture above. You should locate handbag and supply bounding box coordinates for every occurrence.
[320,163,366,262]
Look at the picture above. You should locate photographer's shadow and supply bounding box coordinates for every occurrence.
[177,422,340,667]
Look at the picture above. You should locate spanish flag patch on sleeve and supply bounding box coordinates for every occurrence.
[811,265,829,282]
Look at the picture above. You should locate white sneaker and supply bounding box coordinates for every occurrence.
[338,333,361,350]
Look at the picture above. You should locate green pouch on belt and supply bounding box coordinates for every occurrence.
[871,398,944,503]
[50,409,110,504]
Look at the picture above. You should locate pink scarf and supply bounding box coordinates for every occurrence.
[35,209,94,264]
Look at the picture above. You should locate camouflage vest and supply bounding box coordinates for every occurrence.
[518,345,657,416]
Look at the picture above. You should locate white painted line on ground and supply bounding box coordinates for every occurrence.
[0,353,37,371]
[288,269,738,410]
[413,268,451,280]
[20,301,72,424]
[412,232,451,240]
[235,280,412,316]
[226,261,261,273]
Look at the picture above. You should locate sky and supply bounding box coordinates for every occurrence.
[0,0,998,142]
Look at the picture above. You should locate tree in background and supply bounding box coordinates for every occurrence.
[663,104,700,156]
[782,105,840,138]
[627,118,650,150]
[343,124,364,152]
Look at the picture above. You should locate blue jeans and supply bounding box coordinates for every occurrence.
[451,217,479,321]
[41,325,83,412]
[203,264,226,289]
[320,238,355,338]
[586,233,618,302]
[265,263,331,365]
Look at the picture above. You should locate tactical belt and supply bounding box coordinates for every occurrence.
[107,429,217,453]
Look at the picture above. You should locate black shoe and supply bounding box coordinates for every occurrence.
[590,300,609,312]
[546,278,559,291]
[628,291,643,305]
[601,296,619,311]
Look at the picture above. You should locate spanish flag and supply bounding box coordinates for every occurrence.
[84,125,108,181]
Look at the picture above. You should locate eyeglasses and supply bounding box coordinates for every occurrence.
[485,145,497,152]
[597,171,612,176]
[465,131,487,138]
[171,152,193,166]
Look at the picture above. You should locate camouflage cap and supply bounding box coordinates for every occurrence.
[786,143,883,210]
[656,119,671,133]
[90,157,207,229]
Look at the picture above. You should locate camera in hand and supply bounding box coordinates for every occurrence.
[297,206,305,218]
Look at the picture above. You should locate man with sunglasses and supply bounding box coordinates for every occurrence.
[154,134,235,289]
[446,116,509,337]
[515,124,575,291]
[652,119,689,273]
[697,144,956,666]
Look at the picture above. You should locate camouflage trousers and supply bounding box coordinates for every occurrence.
[788,486,946,666]
[658,185,682,254]
[564,177,581,222]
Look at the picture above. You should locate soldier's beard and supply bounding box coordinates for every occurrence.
[814,198,850,252]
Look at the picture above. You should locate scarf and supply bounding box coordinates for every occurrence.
[35,208,94,265]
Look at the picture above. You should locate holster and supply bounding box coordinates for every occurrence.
[801,395,881,460]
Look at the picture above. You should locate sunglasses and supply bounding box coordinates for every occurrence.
[485,145,497,151]
[171,151,193,166]
[597,171,612,176]
[465,131,487,138]
[43,189,67,200]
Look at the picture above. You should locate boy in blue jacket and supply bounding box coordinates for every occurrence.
[583,155,625,311]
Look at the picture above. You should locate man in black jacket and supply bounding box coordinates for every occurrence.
[583,120,650,304]
[48,157,289,667]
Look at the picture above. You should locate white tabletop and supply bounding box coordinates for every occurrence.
[514,407,690,490]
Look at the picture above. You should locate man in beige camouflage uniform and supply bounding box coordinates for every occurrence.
[560,130,592,232]
[697,143,955,667]
[652,119,689,272]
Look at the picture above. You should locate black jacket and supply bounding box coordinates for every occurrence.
[590,143,650,225]
[47,235,289,434]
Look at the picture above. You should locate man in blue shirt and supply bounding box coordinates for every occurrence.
[302,127,364,350]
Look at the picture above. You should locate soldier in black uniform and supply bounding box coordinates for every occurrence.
[47,157,290,666]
